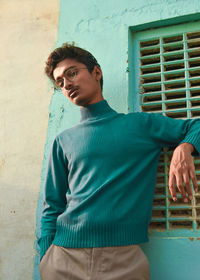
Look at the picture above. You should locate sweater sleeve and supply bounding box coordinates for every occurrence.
[38,137,68,260]
[139,112,200,153]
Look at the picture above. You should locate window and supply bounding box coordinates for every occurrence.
[129,20,200,236]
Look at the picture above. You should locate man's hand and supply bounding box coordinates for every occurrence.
[169,143,198,202]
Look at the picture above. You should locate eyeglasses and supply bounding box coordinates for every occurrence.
[55,67,88,88]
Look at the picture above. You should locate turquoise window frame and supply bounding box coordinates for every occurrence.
[128,15,200,238]
[128,14,200,113]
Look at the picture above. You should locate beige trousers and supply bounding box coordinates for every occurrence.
[40,244,150,280]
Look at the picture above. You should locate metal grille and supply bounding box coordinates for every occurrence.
[139,31,200,232]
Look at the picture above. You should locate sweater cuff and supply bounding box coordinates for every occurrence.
[38,235,55,261]
[180,135,200,155]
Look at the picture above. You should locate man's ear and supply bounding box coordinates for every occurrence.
[93,66,102,82]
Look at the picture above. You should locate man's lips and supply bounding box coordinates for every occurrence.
[68,87,79,98]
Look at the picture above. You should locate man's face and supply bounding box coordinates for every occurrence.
[53,58,103,106]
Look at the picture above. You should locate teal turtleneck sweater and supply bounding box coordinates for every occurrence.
[38,100,200,260]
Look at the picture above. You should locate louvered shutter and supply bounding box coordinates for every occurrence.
[133,25,200,234]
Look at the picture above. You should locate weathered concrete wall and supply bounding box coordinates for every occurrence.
[35,1,200,280]
[0,1,59,279]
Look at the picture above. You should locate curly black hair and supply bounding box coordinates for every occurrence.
[45,43,103,90]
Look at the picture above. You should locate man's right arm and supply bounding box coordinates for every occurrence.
[38,137,68,260]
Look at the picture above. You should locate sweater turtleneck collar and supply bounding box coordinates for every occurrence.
[80,100,117,122]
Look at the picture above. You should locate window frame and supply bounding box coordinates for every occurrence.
[128,17,200,237]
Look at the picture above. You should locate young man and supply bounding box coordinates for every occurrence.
[38,43,200,280]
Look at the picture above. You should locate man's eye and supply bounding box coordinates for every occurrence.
[57,80,63,87]
[67,70,77,78]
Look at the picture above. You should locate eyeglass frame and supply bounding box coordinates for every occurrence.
[54,67,88,89]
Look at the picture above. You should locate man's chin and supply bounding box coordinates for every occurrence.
[71,96,86,106]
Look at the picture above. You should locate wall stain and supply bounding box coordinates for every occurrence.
[0,159,5,168]
[35,12,58,26]
[0,159,5,174]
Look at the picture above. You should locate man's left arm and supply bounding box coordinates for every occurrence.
[141,113,200,202]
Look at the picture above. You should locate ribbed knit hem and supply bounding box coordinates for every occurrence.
[181,134,200,155]
[38,235,55,260]
[52,222,148,248]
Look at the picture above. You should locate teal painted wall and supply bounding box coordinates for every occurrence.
[35,1,200,279]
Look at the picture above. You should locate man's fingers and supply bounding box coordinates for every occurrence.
[182,172,192,200]
[175,172,188,202]
[189,168,198,193]
[169,174,177,201]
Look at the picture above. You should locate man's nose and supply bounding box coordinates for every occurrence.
[63,78,73,90]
